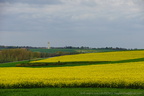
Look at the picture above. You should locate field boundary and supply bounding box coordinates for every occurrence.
[15,57,144,67]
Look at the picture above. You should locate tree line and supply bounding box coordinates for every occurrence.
[0,49,40,63]
[1,45,136,50]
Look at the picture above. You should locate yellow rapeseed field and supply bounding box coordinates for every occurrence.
[1,50,144,88]
[31,50,144,63]
[0,61,144,88]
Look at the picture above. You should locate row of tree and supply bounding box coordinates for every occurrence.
[0,45,46,49]
[0,49,41,63]
[1,45,136,50]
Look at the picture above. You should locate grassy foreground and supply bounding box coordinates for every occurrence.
[0,88,144,96]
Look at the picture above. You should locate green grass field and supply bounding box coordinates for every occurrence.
[0,88,144,96]
[0,61,29,67]
[29,48,124,53]
[30,48,77,53]
[0,58,44,67]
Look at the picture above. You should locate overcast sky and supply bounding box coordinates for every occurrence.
[0,0,144,48]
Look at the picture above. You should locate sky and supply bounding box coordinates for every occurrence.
[0,0,144,48]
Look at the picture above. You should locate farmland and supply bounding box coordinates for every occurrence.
[1,50,144,96]
[0,61,144,89]
[29,48,125,53]
[0,88,144,96]
[0,50,144,89]
[31,50,144,63]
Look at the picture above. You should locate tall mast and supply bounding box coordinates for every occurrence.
[48,42,50,49]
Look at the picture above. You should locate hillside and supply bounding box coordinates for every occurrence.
[31,50,144,63]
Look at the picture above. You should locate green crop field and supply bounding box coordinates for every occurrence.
[0,88,144,96]
[29,48,77,53]
[29,48,125,53]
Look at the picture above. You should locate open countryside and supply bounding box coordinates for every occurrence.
[1,0,144,95]
[0,49,144,96]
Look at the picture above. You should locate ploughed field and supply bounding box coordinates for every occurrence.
[0,50,144,88]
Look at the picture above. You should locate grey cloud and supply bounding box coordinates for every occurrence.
[0,0,144,48]
[135,0,144,11]
[0,0,62,5]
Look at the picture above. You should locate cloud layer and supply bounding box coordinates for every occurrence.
[0,0,144,48]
